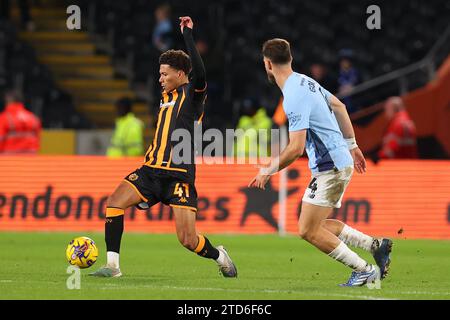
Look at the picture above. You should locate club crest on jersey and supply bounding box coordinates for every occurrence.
[287,112,302,127]
[128,173,139,181]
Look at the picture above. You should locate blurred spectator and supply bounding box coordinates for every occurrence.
[378,97,418,159]
[149,4,174,107]
[0,89,41,154]
[0,0,34,31]
[107,97,144,157]
[152,4,173,52]
[195,37,222,79]
[309,62,337,94]
[195,36,224,126]
[196,38,208,56]
[337,49,360,113]
[234,98,272,157]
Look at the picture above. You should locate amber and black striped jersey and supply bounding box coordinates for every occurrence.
[143,83,206,182]
[143,27,206,183]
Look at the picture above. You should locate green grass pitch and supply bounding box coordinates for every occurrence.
[0,232,449,300]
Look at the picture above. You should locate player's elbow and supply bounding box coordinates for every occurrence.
[293,148,304,159]
[289,143,304,159]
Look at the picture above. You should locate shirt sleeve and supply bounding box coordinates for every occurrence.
[182,27,206,92]
[319,86,333,105]
[282,90,310,132]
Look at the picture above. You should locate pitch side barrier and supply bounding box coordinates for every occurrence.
[0,156,449,239]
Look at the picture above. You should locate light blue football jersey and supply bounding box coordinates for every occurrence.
[282,72,353,173]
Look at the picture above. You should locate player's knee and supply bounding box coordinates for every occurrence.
[105,194,119,208]
[298,228,308,241]
[298,225,315,242]
[106,193,126,209]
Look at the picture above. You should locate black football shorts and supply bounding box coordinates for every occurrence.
[124,165,198,212]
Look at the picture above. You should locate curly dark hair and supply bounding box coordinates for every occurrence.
[159,49,192,74]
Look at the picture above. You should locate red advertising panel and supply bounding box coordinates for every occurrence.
[0,156,449,239]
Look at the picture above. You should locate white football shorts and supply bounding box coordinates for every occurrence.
[302,166,354,208]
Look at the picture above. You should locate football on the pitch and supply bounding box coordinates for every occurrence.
[66,236,99,269]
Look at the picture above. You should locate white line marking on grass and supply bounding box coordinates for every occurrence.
[398,291,450,296]
[100,284,397,300]
[161,286,397,300]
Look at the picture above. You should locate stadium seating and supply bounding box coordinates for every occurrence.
[78,0,449,130]
[0,20,92,129]
[3,0,448,133]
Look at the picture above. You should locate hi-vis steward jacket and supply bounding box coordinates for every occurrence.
[0,102,41,154]
[107,112,144,157]
[379,110,418,159]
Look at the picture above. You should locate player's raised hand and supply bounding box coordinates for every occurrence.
[350,147,367,174]
[179,16,193,33]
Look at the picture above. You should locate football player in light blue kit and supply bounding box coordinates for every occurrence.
[249,39,392,287]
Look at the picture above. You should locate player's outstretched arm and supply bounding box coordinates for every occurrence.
[328,94,355,139]
[249,130,306,190]
[179,16,206,91]
[329,94,366,173]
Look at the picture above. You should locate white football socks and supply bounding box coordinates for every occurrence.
[328,241,370,272]
[338,224,374,252]
[107,251,120,269]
